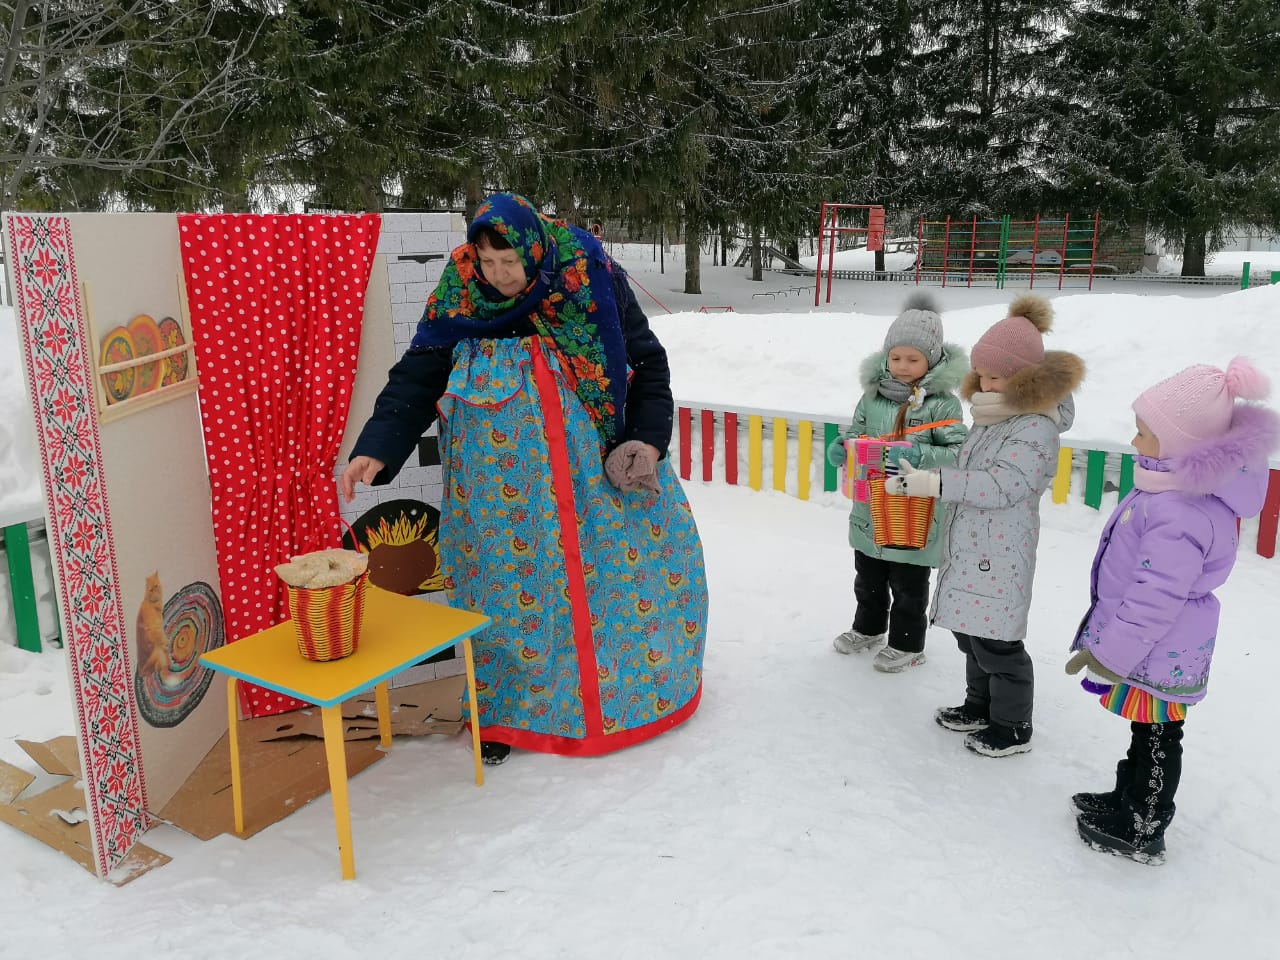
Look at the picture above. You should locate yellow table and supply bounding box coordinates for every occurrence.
[199,586,491,880]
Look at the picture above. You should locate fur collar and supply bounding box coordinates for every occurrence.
[1173,404,1280,495]
[859,342,970,396]
[960,350,1085,415]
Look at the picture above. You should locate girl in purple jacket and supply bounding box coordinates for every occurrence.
[1066,357,1280,864]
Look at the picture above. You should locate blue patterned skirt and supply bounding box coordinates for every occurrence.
[438,337,707,755]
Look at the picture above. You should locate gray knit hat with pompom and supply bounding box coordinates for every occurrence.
[882,291,944,367]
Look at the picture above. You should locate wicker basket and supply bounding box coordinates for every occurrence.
[867,478,936,549]
[844,437,912,502]
[286,571,369,661]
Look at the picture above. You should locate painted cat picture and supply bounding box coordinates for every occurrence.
[135,572,169,675]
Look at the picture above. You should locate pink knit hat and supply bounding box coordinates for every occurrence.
[1132,357,1271,458]
[970,295,1052,379]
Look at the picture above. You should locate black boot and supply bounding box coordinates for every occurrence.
[480,741,512,765]
[1077,720,1182,864]
[935,702,990,733]
[964,720,1032,757]
[1071,760,1132,816]
[1077,791,1175,864]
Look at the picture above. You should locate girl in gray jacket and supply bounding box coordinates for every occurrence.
[888,295,1084,756]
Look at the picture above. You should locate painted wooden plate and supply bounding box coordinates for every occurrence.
[157,316,188,385]
[127,314,164,395]
[99,325,136,403]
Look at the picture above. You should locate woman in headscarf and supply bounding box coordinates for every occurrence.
[340,193,707,763]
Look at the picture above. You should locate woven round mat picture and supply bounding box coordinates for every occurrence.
[133,577,226,728]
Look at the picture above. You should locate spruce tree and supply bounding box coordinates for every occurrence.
[819,2,921,210]
[909,0,1062,215]
[699,2,832,285]
[1049,0,1280,275]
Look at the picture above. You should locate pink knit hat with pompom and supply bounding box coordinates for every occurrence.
[1132,357,1271,458]
[970,294,1052,379]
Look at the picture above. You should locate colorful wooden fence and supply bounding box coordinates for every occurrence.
[673,403,1280,560]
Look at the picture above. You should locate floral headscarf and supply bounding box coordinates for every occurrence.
[411,192,628,446]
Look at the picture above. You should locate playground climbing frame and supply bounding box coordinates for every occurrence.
[914,213,1101,289]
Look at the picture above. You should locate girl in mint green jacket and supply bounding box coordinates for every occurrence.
[827,293,968,672]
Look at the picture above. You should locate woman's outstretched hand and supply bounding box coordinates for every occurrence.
[340,456,386,502]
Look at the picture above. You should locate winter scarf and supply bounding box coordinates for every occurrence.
[411,192,628,446]
[878,376,924,408]
[967,391,1072,427]
[1132,455,1182,493]
[961,351,1087,425]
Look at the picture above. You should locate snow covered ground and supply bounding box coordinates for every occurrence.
[2,249,1279,958]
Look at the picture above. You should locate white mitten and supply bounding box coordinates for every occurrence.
[885,459,941,498]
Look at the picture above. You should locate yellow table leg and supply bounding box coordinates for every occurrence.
[374,681,392,748]
[320,705,356,880]
[462,636,484,787]
[226,677,244,835]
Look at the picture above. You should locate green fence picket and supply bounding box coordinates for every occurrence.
[1084,450,1107,509]
[1118,454,1135,498]
[3,523,42,653]
[824,423,840,492]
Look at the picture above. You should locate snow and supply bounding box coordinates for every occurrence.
[2,250,1280,958]
[0,304,42,526]
[1158,249,1280,277]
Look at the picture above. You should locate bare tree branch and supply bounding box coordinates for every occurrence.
[1,0,269,208]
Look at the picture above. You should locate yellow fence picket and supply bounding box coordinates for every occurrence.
[797,421,813,501]
[1052,447,1073,504]
[748,415,763,491]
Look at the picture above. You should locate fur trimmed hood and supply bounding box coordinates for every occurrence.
[1171,403,1280,513]
[860,342,970,396]
[961,350,1085,415]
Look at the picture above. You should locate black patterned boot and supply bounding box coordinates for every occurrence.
[1077,720,1182,864]
[1076,791,1175,864]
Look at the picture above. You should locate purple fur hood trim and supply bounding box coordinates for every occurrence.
[1172,404,1280,508]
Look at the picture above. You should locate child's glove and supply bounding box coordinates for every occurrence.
[897,439,925,468]
[827,436,848,469]
[885,460,941,498]
[1065,649,1125,694]
[605,440,661,494]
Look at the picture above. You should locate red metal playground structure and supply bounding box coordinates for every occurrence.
[814,204,1102,304]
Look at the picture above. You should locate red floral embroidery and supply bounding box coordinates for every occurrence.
[5,214,147,877]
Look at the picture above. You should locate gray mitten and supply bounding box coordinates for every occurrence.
[605,440,661,494]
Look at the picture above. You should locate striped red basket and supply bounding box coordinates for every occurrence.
[286,571,369,661]
[867,478,936,550]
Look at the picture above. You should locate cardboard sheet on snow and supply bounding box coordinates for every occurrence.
[158,677,463,841]
[0,737,169,886]
[253,676,465,742]
[157,730,386,842]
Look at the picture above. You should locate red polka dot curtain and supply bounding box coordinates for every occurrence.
[178,213,381,717]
